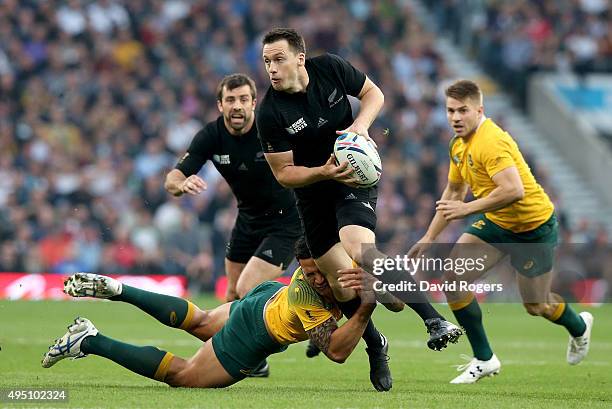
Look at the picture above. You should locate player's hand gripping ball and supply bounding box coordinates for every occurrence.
[333,132,382,188]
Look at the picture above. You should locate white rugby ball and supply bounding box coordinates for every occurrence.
[333,132,382,188]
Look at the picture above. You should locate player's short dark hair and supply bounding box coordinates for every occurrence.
[445,79,482,104]
[294,236,312,261]
[216,73,257,101]
[262,28,306,55]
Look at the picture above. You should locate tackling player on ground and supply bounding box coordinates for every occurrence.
[42,238,400,391]
[256,28,462,351]
[409,79,594,383]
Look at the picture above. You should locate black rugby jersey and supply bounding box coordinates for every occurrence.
[257,53,366,197]
[175,117,295,216]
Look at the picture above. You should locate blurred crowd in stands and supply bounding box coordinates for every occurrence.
[0,0,609,291]
[427,0,612,106]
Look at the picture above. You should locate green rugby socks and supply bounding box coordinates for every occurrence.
[450,294,494,361]
[110,285,195,329]
[548,301,587,338]
[81,334,174,381]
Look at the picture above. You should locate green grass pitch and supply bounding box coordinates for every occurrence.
[1,297,610,409]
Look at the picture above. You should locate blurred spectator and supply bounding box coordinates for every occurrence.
[56,0,87,37]
[0,242,25,272]
[426,0,612,106]
[166,111,203,154]
[87,0,129,35]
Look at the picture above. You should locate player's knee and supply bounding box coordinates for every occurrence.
[185,310,218,341]
[225,286,239,302]
[341,240,363,264]
[235,283,248,299]
[166,362,204,388]
[523,302,546,317]
[236,279,255,299]
[190,309,210,328]
[164,360,191,387]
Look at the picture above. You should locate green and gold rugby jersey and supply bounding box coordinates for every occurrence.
[264,267,342,345]
[448,118,554,233]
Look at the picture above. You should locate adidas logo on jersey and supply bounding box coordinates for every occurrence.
[238,163,248,171]
[345,193,357,200]
[262,249,273,258]
[285,117,307,135]
[317,117,328,128]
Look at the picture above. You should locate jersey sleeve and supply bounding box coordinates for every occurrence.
[480,135,516,178]
[447,136,463,183]
[256,103,292,153]
[326,53,366,97]
[448,160,463,183]
[175,127,215,176]
[287,279,334,332]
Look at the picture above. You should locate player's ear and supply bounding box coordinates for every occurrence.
[297,52,305,67]
[217,99,223,113]
[252,98,257,110]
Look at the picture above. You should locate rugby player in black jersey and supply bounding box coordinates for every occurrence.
[165,74,301,307]
[165,74,394,389]
[165,74,300,378]
[256,28,462,353]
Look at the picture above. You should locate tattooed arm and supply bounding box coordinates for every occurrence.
[306,300,375,363]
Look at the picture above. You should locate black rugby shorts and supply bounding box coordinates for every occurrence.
[226,206,301,268]
[297,183,377,259]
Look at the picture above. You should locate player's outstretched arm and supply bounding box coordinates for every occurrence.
[264,151,358,188]
[164,169,207,197]
[306,293,376,363]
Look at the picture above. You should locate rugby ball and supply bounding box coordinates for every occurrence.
[333,132,382,188]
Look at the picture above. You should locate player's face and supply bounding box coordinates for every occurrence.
[446,96,483,138]
[217,84,256,134]
[299,257,333,300]
[262,40,304,92]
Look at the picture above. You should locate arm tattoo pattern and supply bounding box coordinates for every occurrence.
[306,316,338,354]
